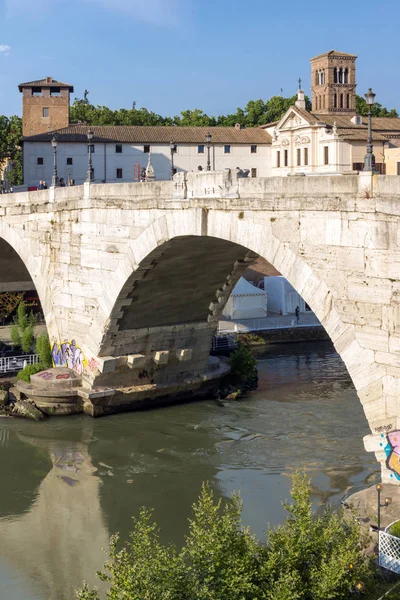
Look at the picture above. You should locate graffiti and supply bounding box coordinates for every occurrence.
[56,373,70,380]
[88,357,99,372]
[382,431,400,481]
[52,340,87,375]
[375,424,393,433]
[38,371,53,380]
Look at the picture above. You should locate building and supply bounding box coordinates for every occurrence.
[263,276,311,315]
[263,50,400,176]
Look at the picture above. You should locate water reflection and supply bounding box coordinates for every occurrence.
[0,341,380,599]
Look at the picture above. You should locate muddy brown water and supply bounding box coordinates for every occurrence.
[0,341,379,599]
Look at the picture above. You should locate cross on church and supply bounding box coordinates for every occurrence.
[298,77,302,91]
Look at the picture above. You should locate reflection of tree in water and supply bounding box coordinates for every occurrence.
[0,425,108,600]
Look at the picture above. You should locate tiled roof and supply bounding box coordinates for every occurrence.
[18,78,74,92]
[23,125,272,144]
[311,49,357,61]
[313,114,400,132]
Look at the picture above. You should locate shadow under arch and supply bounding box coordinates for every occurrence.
[0,221,55,337]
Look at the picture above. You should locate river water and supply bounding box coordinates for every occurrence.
[0,341,379,600]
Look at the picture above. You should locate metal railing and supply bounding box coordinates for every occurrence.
[211,333,238,351]
[0,354,40,374]
[379,530,400,574]
[218,313,322,334]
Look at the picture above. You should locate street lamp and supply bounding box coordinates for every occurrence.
[376,483,392,532]
[364,88,376,172]
[86,129,94,183]
[51,135,58,187]
[205,131,212,171]
[170,141,176,180]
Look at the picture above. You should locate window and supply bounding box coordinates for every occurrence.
[304,147,308,166]
[50,87,60,96]
[334,67,338,83]
[315,71,319,86]
[67,157,73,165]
[340,94,343,109]
[284,149,288,167]
[346,94,350,109]
[397,162,400,176]
[87,144,95,153]
[224,145,231,154]
[42,107,49,118]
[143,145,150,153]
[276,151,280,168]
[115,144,122,153]
[333,94,337,108]
[37,157,44,165]
[32,87,42,96]
[251,145,257,154]
[198,144,205,154]
[324,146,329,165]
[344,68,349,84]
[297,148,301,166]
[251,168,257,178]
[116,168,123,179]
[353,163,363,172]
[375,163,386,175]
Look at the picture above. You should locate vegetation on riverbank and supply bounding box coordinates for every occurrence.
[76,472,395,600]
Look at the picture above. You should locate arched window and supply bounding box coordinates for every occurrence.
[321,71,325,85]
[346,94,350,109]
[340,94,343,108]
[315,71,319,86]
[344,68,349,84]
[323,95,326,109]
[338,68,343,83]
[333,93,337,108]
[334,67,338,83]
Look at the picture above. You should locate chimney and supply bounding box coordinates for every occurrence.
[295,89,306,110]
[235,123,242,130]
[46,76,53,84]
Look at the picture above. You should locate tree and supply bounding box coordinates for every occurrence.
[10,301,35,353]
[76,473,373,600]
[356,95,398,118]
[0,114,23,186]
[36,334,52,368]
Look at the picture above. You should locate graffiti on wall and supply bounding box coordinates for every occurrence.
[381,430,400,481]
[52,340,87,375]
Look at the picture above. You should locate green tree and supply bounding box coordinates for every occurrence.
[10,301,37,353]
[76,473,373,600]
[36,334,52,368]
[356,95,398,118]
[21,325,34,353]
[0,114,23,186]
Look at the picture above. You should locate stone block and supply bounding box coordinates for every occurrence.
[358,378,383,406]
[176,349,192,362]
[347,276,392,305]
[357,328,389,353]
[96,356,117,374]
[153,351,169,366]
[127,354,146,369]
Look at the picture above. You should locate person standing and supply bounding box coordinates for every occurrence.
[295,306,300,324]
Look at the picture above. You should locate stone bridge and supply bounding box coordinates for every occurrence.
[2,169,400,482]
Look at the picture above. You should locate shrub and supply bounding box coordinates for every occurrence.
[10,324,21,349]
[36,335,52,368]
[388,520,400,538]
[21,325,34,353]
[17,301,28,331]
[229,343,257,382]
[76,472,373,600]
[16,363,45,383]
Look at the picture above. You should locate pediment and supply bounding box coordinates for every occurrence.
[276,107,313,132]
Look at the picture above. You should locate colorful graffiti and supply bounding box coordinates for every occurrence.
[52,340,87,375]
[88,357,99,373]
[38,371,53,380]
[381,430,400,481]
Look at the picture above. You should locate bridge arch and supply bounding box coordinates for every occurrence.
[0,221,55,339]
[99,209,376,417]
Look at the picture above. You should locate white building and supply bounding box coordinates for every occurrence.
[263,276,312,315]
[22,125,272,187]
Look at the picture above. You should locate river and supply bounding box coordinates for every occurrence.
[0,341,379,599]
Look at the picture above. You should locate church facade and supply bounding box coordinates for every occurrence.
[263,50,400,176]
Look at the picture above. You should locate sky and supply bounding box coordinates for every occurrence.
[0,0,398,118]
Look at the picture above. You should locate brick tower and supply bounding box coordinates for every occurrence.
[19,77,74,137]
[310,50,357,115]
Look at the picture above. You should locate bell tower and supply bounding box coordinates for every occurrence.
[19,77,74,137]
[310,50,357,115]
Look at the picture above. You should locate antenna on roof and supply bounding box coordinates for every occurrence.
[298,77,302,91]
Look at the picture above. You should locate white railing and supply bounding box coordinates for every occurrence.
[218,313,322,334]
[0,354,40,374]
[379,530,400,574]
[211,333,238,351]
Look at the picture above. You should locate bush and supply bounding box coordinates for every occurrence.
[16,363,45,383]
[388,521,400,538]
[10,324,21,349]
[229,343,257,382]
[76,472,373,600]
[21,325,34,353]
[35,335,52,368]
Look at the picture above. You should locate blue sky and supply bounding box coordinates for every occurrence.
[0,0,398,118]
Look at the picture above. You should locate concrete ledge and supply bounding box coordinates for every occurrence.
[176,349,192,362]
[153,350,169,365]
[126,354,146,369]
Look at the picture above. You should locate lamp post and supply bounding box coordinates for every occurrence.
[86,129,94,183]
[376,483,392,532]
[205,131,212,171]
[364,88,376,172]
[170,141,176,180]
[51,135,58,187]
